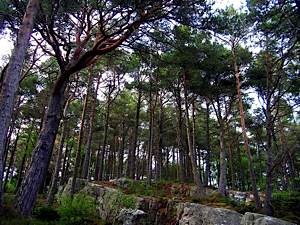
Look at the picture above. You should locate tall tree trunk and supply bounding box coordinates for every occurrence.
[264,52,274,216]
[175,87,186,182]
[47,98,70,204]
[228,143,235,189]
[15,74,68,215]
[16,125,34,192]
[204,101,211,186]
[82,72,101,179]
[61,141,72,185]
[70,72,92,195]
[95,92,111,181]
[128,88,142,179]
[183,74,203,193]
[118,121,126,178]
[237,144,245,191]
[0,0,39,208]
[147,82,154,185]
[218,121,227,196]
[4,131,20,190]
[3,96,21,171]
[156,95,164,180]
[265,108,273,215]
[232,47,261,209]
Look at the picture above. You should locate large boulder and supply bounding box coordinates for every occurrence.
[116,209,147,225]
[81,182,138,222]
[177,202,242,225]
[241,212,297,225]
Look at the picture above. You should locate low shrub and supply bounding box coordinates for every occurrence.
[57,193,97,225]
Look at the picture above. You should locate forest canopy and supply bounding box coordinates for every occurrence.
[0,0,299,222]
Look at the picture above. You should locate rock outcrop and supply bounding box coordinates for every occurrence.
[62,178,296,225]
[241,212,296,225]
[116,209,147,225]
[177,202,242,225]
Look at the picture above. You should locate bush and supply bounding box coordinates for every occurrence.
[57,193,97,225]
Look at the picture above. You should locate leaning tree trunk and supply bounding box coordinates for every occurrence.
[0,0,39,208]
[47,98,70,205]
[15,74,68,215]
[4,131,20,189]
[232,47,261,209]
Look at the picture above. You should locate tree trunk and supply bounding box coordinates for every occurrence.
[156,95,164,180]
[61,141,72,185]
[118,121,126,178]
[70,72,92,195]
[82,72,101,179]
[204,101,211,186]
[95,92,111,181]
[218,123,227,196]
[129,88,142,179]
[228,143,235,189]
[232,47,261,209]
[183,74,203,193]
[175,86,186,182]
[15,74,68,215]
[147,83,154,185]
[4,131,20,190]
[0,0,39,208]
[47,98,70,204]
[16,124,34,192]
[264,52,274,216]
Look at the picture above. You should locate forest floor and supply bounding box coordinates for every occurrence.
[0,180,299,225]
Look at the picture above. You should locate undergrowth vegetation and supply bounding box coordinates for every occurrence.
[0,193,107,225]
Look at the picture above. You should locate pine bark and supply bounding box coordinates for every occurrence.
[0,0,39,208]
[118,121,126,178]
[15,74,68,215]
[232,46,261,209]
[264,52,274,216]
[95,88,112,181]
[70,73,92,195]
[175,86,186,182]
[147,81,154,185]
[183,74,203,193]
[4,131,20,189]
[218,123,227,196]
[204,101,211,186]
[47,98,70,204]
[128,88,142,179]
[82,73,101,179]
